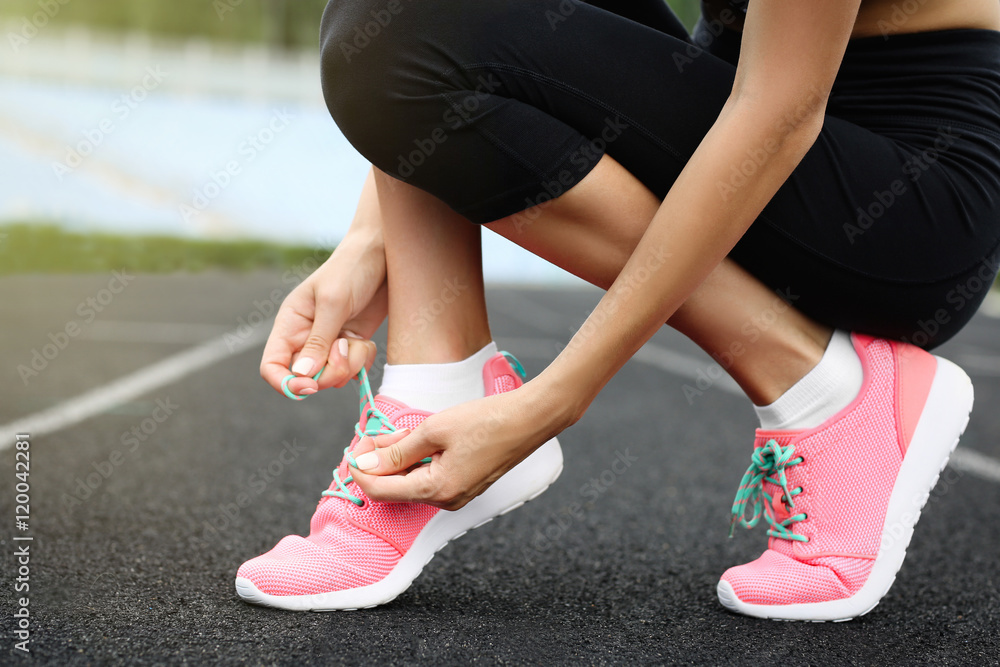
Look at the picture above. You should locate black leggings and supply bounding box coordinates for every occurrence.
[319,0,1000,348]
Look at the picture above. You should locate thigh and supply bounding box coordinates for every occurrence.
[320,0,736,222]
[320,0,1000,345]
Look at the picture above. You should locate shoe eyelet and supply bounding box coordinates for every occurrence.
[356,500,367,509]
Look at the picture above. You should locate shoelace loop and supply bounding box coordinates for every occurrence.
[729,439,808,543]
[321,368,395,507]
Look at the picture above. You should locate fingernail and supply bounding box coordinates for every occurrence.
[343,330,364,340]
[337,338,349,358]
[299,388,317,395]
[291,357,314,376]
[355,451,379,471]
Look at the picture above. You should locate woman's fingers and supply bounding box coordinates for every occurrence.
[329,337,379,388]
[352,465,441,505]
[289,293,347,384]
[260,304,312,393]
[352,429,430,474]
[350,429,448,502]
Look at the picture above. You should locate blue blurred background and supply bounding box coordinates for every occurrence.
[0,0,699,282]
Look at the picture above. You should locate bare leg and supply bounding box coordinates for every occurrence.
[374,169,492,365]
[375,155,830,406]
[487,154,831,405]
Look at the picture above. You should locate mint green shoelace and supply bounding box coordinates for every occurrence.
[319,351,525,507]
[321,367,397,507]
[729,439,808,543]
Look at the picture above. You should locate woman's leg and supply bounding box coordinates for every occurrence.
[371,150,828,407]
[310,0,987,623]
[321,0,998,349]
[487,153,831,406]
[373,169,492,365]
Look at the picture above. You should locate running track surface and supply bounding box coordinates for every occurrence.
[1,272,999,665]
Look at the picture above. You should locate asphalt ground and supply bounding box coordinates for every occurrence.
[1,271,999,665]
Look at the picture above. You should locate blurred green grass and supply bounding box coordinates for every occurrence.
[0,224,331,275]
[0,0,701,49]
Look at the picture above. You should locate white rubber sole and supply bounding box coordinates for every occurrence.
[718,355,974,622]
[236,437,563,611]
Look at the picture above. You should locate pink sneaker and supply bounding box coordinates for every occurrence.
[719,333,974,621]
[236,352,563,611]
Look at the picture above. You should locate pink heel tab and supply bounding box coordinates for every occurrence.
[482,354,523,395]
[892,341,937,456]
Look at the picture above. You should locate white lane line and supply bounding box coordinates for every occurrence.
[949,448,1000,483]
[79,321,230,345]
[505,331,1000,485]
[632,342,743,394]
[5,318,999,484]
[633,342,1000,485]
[0,323,270,449]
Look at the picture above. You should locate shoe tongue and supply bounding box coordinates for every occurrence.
[337,395,426,479]
[370,394,410,424]
[363,414,382,433]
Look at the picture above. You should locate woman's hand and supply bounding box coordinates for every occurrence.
[349,380,571,510]
[260,236,385,396]
[260,169,390,396]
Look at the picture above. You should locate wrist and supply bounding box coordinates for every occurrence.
[523,367,592,432]
[334,220,383,259]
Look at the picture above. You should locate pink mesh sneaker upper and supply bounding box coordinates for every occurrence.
[723,335,938,607]
[238,353,526,598]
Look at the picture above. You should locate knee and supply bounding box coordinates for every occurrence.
[318,0,438,172]
[320,1,394,136]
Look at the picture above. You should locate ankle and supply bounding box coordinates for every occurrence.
[753,330,863,431]
[386,329,493,365]
[744,326,831,406]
